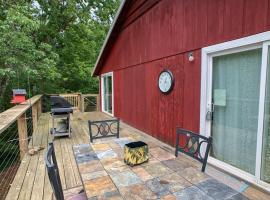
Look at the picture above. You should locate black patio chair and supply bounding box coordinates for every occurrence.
[45,142,87,200]
[175,128,212,172]
[88,119,120,142]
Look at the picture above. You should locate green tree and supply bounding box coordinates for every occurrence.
[0,3,60,111]
[0,0,120,111]
[36,0,120,93]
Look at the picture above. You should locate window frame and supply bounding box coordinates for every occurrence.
[101,72,114,116]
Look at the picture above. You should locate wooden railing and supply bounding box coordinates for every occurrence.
[0,95,42,199]
[0,95,42,159]
[47,93,100,112]
[81,94,100,112]
[59,93,82,111]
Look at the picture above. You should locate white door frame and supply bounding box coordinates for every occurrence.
[200,31,270,191]
[101,72,114,116]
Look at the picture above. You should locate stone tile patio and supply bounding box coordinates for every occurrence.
[73,126,270,200]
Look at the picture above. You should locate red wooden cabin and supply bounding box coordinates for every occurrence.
[92,0,270,191]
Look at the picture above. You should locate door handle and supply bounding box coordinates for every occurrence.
[206,110,213,120]
[206,103,214,121]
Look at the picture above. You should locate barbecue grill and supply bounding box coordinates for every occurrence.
[50,96,73,138]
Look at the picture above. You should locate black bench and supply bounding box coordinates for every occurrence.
[88,119,120,142]
[175,128,212,172]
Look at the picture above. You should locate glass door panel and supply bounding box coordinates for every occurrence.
[211,48,262,175]
[102,75,112,114]
[261,47,270,183]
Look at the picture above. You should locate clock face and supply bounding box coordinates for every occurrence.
[158,70,174,94]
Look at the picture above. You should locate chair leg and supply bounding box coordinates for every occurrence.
[175,134,179,157]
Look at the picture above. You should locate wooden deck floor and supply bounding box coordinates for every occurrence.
[5,112,111,200]
[5,112,270,200]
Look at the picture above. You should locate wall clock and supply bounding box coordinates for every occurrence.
[158,69,174,94]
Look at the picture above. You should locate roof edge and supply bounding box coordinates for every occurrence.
[91,0,127,77]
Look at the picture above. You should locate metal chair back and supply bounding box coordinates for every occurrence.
[88,119,120,142]
[45,142,64,200]
[175,128,212,172]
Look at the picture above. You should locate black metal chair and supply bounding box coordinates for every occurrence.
[45,142,87,200]
[88,119,120,142]
[175,128,212,172]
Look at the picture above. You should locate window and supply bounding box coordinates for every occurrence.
[101,72,113,115]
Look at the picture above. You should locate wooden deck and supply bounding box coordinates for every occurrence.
[5,112,108,200]
[5,112,270,200]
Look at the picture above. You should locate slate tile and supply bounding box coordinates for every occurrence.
[226,193,250,200]
[158,173,192,193]
[109,141,121,149]
[75,152,98,164]
[98,190,123,200]
[132,166,153,182]
[113,148,124,159]
[88,197,98,200]
[205,166,249,193]
[173,186,214,200]
[106,165,130,175]
[81,170,108,181]
[161,194,177,200]
[73,144,93,152]
[110,170,141,188]
[119,184,157,199]
[96,149,117,160]
[150,147,175,161]
[179,167,210,184]
[64,186,85,199]
[101,157,126,171]
[143,163,173,178]
[92,143,112,152]
[84,176,117,198]
[162,159,192,172]
[197,179,238,200]
[139,156,159,166]
[114,138,133,148]
[145,178,170,198]
[78,160,103,174]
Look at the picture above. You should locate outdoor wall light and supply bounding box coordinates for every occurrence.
[188,52,194,62]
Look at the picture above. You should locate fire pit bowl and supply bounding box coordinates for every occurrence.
[124,141,149,166]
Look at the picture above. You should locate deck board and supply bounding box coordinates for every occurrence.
[5,111,270,200]
[30,115,50,200]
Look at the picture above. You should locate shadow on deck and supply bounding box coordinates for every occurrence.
[5,112,270,200]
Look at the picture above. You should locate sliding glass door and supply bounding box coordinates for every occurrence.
[211,48,262,175]
[201,34,270,189]
[261,47,270,183]
[101,72,113,115]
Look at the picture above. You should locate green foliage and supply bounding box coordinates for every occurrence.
[0,0,120,111]
[0,3,60,110]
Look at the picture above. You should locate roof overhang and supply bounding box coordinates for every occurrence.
[92,0,128,77]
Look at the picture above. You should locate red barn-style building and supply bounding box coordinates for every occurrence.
[92,0,270,191]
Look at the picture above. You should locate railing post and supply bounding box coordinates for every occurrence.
[32,103,38,132]
[17,113,28,160]
[78,93,81,112]
[37,99,42,118]
[96,95,100,111]
[81,94,85,112]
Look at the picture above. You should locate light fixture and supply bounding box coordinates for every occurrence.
[188,52,194,62]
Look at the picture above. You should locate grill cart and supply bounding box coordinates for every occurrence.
[50,96,73,138]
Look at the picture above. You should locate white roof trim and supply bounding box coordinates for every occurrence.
[92,0,127,76]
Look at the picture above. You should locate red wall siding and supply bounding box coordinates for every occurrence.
[100,0,270,146]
